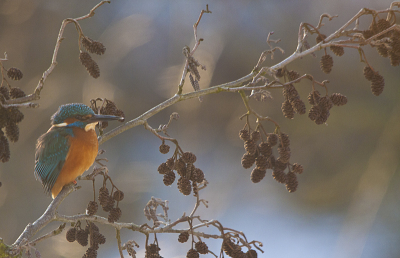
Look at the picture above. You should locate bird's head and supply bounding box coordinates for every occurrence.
[51,103,124,131]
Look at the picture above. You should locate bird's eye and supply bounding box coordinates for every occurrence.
[75,115,83,120]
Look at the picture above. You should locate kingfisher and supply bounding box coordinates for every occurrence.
[34,103,124,199]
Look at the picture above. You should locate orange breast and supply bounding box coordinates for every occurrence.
[51,127,98,198]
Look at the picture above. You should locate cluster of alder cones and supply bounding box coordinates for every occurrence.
[0,67,25,162]
[315,16,395,97]
[66,222,106,258]
[79,37,106,78]
[177,231,210,258]
[158,145,205,196]
[240,128,302,192]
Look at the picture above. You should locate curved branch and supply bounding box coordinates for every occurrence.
[10,185,77,254]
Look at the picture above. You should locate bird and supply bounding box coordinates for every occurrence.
[34,103,124,199]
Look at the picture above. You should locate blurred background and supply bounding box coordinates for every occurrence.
[0,0,399,257]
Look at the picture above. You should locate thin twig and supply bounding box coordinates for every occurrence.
[177,5,211,95]
[116,229,124,258]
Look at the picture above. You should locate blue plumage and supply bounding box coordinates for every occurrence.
[51,103,95,125]
[34,127,72,194]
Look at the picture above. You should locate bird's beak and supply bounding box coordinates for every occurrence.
[87,114,125,123]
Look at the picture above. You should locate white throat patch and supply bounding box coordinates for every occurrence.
[85,122,98,132]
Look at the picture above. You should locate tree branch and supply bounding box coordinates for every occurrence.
[4,0,110,105]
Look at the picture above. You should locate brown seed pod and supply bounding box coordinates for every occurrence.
[176,163,187,177]
[241,153,256,169]
[193,167,205,183]
[247,249,258,258]
[363,66,375,81]
[251,168,266,183]
[277,145,291,164]
[100,100,118,115]
[98,186,109,206]
[76,229,89,246]
[316,34,327,43]
[66,227,77,242]
[330,46,345,56]
[286,171,298,192]
[308,105,322,121]
[258,142,272,157]
[389,51,400,66]
[108,207,122,223]
[267,134,278,147]
[320,54,333,74]
[7,68,23,80]
[181,152,197,164]
[85,247,97,258]
[159,143,170,154]
[239,129,250,141]
[292,163,304,174]
[0,86,10,100]
[272,169,286,184]
[91,231,106,246]
[146,243,161,257]
[244,140,257,155]
[166,157,175,169]
[318,96,333,110]
[158,162,170,174]
[10,87,26,99]
[0,135,10,163]
[101,196,115,212]
[195,241,209,254]
[187,248,200,258]
[308,90,321,105]
[330,93,347,106]
[266,155,276,170]
[6,107,24,124]
[291,98,306,115]
[370,73,385,96]
[315,109,330,125]
[82,37,106,55]
[86,201,98,216]
[178,177,192,195]
[283,84,299,101]
[282,100,294,119]
[362,29,374,39]
[188,58,201,81]
[275,68,285,77]
[222,238,244,257]
[390,53,400,66]
[255,155,268,170]
[5,123,19,143]
[376,45,389,58]
[86,222,99,233]
[251,130,260,142]
[178,231,190,243]
[376,18,391,38]
[288,70,300,81]
[174,157,186,171]
[79,51,100,78]
[279,133,290,147]
[163,170,176,186]
[186,163,195,176]
[113,190,124,201]
[390,31,400,54]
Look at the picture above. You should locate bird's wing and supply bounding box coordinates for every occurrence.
[34,127,71,195]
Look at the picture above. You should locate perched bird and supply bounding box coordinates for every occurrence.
[34,103,124,198]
